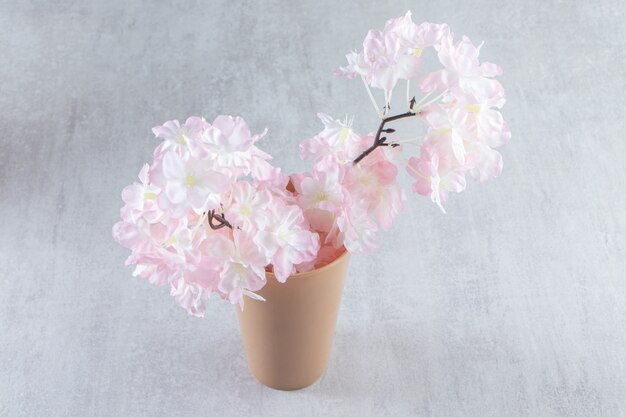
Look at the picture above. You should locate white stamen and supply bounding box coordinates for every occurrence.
[361,76,382,118]
[242,290,266,302]
[406,80,411,107]
[413,92,432,108]
[415,89,449,112]
[392,138,422,147]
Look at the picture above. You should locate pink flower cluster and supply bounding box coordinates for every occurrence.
[113,116,319,316]
[291,114,405,254]
[336,11,510,212]
[336,11,449,91]
[113,12,509,317]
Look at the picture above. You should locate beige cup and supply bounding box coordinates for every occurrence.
[236,250,350,391]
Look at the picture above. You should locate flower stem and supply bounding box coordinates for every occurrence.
[353,110,417,165]
[392,138,422,147]
[414,91,432,108]
[353,89,448,165]
[361,76,382,118]
[406,80,411,107]
[207,210,233,230]
[415,89,448,112]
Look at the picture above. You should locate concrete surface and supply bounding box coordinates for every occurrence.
[1,1,625,416]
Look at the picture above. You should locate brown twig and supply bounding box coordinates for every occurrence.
[207,210,232,230]
[353,107,417,165]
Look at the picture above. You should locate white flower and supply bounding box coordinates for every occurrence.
[152,116,210,159]
[157,151,229,216]
[254,202,320,282]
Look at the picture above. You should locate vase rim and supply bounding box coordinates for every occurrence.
[266,248,349,280]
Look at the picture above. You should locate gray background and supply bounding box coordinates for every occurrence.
[1,0,625,416]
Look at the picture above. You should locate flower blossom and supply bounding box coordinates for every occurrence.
[203,115,275,179]
[293,114,406,254]
[333,12,508,212]
[114,13,510,318]
[114,115,320,316]
[406,134,468,212]
[338,28,413,91]
[335,203,379,253]
[210,231,268,307]
[336,11,449,91]
[343,149,405,230]
[225,181,272,230]
[120,164,163,224]
[254,201,320,282]
[156,150,229,217]
[419,34,504,101]
[385,12,449,53]
[152,116,210,159]
[300,113,363,165]
[169,276,212,317]
[292,168,346,233]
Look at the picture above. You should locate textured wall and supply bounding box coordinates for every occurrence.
[1,1,625,416]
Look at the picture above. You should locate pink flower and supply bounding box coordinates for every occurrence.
[337,28,408,91]
[383,12,448,80]
[249,157,284,185]
[465,142,503,182]
[421,102,475,164]
[112,219,145,252]
[300,113,363,164]
[113,218,180,286]
[152,116,210,159]
[131,259,177,287]
[458,96,511,148]
[158,219,201,266]
[406,136,467,212]
[295,244,346,272]
[156,151,229,216]
[204,115,270,176]
[420,34,504,101]
[114,13,511,317]
[254,201,320,282]
[343,150,405,230]
[210,231,268,308]
[291,168,346,233]
[384,12,449,52]
[336,12,449,91]
[169,276,211,317]
[225,181,272,230]
[421,102,505,184]
[120,164,163,223]
[335,204,379,253]
[117,114,322,315]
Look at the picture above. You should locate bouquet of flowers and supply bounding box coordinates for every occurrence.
[113,11,509,317]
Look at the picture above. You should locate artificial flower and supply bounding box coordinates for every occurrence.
[157,150,229,216]
[114,13,509,318]
[254,201,320,282]
[152,116,210,160]
[419,34,504,101]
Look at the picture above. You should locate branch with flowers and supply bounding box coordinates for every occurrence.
[113,11,509,317]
